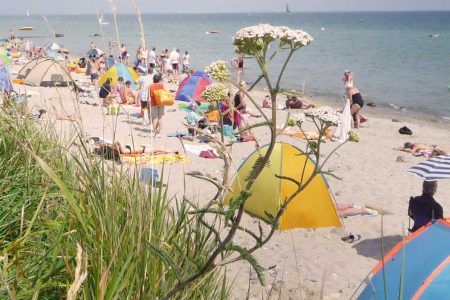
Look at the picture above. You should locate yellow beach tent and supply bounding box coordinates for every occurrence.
[98,63,139,89]
[225,143,341,230]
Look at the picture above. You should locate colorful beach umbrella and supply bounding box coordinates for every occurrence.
[0,54,10,65]
[47,51,64,61]
[356,218,450,299]
[44,42,62,51]
[408,155,450,181]
[98,63,139,89]
[86,48,104,57]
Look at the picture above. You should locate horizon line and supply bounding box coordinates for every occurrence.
[1,9,450,16]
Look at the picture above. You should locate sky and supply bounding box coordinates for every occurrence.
[2,0,450,15]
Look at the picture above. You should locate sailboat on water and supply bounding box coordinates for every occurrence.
[26,10,30,17]
[286,3,291,14]
[99,14,109,26]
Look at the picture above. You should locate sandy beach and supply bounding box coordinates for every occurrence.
[6,58,449,299]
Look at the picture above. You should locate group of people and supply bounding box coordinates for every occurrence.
[99,76,139,106]
[114,43,190,77]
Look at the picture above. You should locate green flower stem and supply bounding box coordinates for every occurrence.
[275,49,295,92]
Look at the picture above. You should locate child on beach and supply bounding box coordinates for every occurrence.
[186,103,199,140]
[262,95,271,108]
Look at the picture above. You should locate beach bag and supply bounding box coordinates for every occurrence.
[399,126,412,135]
[153,89,174,106]
[107,104,120,116]
[140,168,159,185]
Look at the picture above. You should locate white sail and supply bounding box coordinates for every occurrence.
[26,9,30,17]
[99,14,109,25]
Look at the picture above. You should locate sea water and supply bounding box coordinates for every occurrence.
[1,11,450,117]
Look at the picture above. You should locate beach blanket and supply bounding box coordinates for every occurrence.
[341,205,392,220]
[120,153,191,165]
[177,102,209,112]
[183,144,219,156]
[278,130,332,141]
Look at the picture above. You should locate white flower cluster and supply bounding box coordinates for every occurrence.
[202,83,228,103]
[304,106,342,126]
[205,60,231,82]
[233,24,313,54]
[289,112,306,124]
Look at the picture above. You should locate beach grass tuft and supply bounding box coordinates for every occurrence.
[0,106,228,298]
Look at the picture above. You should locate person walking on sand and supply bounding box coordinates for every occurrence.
[149,74,165,137]
[343,70,364,128]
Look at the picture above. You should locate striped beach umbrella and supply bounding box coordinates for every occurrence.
[408,155,450,181]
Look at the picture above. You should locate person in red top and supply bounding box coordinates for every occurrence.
[149,74,165,137]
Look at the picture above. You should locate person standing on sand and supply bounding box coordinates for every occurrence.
[120,43,128,65]
[90,56,99,86]
[182,51,190,73]
[233,54,244,71]
[148,47,157,69]
[343,70,364,128]
[169,48,180,75]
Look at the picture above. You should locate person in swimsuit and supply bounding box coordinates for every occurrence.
[400,142,450,156]
[343,70,364,128]
[285,95,315,109]
[234,71,261,121]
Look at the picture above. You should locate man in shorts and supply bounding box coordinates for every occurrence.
[149,74,165,138]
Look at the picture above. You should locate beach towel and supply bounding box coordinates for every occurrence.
[167,131,188,137]
[199,150,219,159]
[341,205,392,220]
[120,153,191,165]
[184,144,219,156]
[278,130,332,141]
[333,99,352,142]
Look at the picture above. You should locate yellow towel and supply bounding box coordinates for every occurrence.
[120,153,191,165]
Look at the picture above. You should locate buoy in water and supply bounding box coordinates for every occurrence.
[17,26,34,31]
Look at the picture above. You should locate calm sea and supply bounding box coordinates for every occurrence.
[2,11,450,117]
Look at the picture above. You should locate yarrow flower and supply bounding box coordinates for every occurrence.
[205,60,231,82]
[288,112,305,125]
[348,130,360,142]
[202,83,228,103]
[233,24,313,55]
[304,106,341,126]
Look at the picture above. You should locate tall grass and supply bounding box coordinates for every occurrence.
[0,106,229,298]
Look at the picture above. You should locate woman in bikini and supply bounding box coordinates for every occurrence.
[343,70,364,128]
